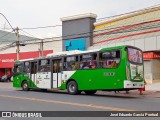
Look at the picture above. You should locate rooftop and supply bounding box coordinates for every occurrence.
[60,13,97,22]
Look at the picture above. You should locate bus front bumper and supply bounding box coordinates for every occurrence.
[124,80,144,88]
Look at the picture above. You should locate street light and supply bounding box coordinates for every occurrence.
[0,13,20,60]
[0,13,15,32]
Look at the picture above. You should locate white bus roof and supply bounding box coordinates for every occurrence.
[46,49,101,58]
[82,48,101,54]
[46,50,85,58]
[19,58,36,62]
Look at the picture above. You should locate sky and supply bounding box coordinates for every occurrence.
[0,0,160,38]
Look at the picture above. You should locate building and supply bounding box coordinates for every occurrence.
[1,4,160,83]
[61,13,97,51]
[0,30,62,77]
[61,5,160,83]
[92,5,160,83]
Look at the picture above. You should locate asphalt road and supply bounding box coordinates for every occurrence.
[0,82,160,120]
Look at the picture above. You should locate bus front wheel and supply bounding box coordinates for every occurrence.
[67,81,81,95]
[22,81,29,91]
[84,90,97,95]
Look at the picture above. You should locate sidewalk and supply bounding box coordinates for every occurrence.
[96,82,160,97]
[146,82,160,91]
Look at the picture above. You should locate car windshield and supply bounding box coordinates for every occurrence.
[128,47,143,64]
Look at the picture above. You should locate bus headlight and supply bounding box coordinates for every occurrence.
[126,66,130,80]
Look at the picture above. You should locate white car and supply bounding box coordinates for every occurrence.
[11,76,13,82]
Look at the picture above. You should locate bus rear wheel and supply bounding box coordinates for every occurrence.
[22,81,29,91]
[67,81,81,95]
[84,90,97,95]
[41,89,47,92]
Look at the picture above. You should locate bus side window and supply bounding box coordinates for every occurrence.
[65,56,78,71]
[63,57,67,71]
[99,53,105,68]
[39,60,50,72]
[90,53,97,69]
[99,51,115,68]
[80,56,83,69]
[72,56,79,70]
[58,61,62,72]
[99,50,120,68]
[24,62,30,73]
[53,62,57,73]
[80,53,97,69]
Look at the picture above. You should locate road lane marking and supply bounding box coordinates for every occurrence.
[0,94,135,111]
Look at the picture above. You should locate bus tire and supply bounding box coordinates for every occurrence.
[84,90,97,95]
[67,81,80,95]
[22,81,29,91]
[41,89,47,92]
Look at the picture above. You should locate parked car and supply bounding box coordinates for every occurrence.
[11,76,13,82]
[0,75,10,82]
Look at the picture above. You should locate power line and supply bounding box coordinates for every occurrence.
[96,4,160,21]
[1,20,159,44]
[0,13,16,33]
[1,16,160,51]
[0,24,62,30]
[17,19,160,43]
[0,30,14,40]
[20,29,41,39]
[20,25,62,30]
[0,42,15,51]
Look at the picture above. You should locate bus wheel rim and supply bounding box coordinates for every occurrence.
[23,83,28,89]
[69,84,75,92]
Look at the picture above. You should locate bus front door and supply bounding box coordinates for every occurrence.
[30,62,37,88]
[52,59,62,88]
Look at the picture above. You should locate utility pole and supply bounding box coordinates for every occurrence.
[39,40,44,57]
[16,27,20,60]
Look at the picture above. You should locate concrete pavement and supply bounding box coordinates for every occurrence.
[146,82,160,91]
[1,81,159,98]
[96,82,160,97]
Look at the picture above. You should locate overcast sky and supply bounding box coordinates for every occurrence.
[0,0,160,38]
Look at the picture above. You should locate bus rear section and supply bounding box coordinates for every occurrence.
[124,47,144,90]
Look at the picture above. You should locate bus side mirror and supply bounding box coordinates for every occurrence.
[12,69,16,77]
[12,72,15,77]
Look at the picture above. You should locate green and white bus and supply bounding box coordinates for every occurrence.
[13,45,144,95]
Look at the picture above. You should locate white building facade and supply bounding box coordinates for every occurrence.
[92,5,160,83]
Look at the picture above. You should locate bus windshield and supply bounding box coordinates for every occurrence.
[14,63,23,74]
[128,47,143,64]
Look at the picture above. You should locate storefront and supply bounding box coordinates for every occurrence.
[143,52,160,83]
[0,50,53,77]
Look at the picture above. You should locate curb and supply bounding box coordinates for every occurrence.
[96,90,160,97]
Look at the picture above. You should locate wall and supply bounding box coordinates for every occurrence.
[152,59,160,80]
[65,38,86,51]
[62,17,96,51]
[89,35,160,52]
[92,8,160,52]
[0,39,62,54]
[43,39,62,53]
[0,68,5,77]
[143,59,160,84]
[144,60,152,83]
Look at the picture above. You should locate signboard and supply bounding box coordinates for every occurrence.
[0,50,53,68]
[143,52,160,60]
